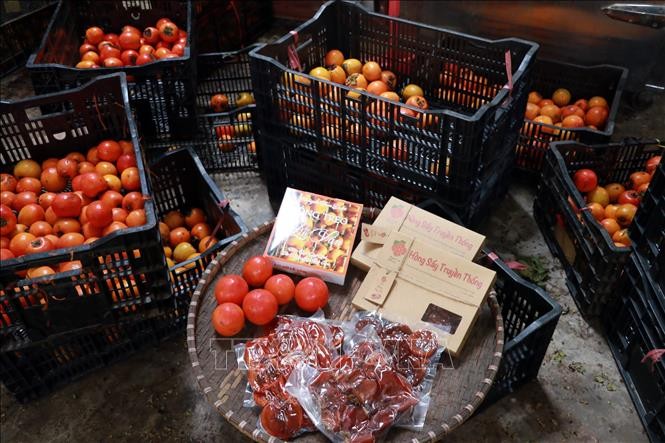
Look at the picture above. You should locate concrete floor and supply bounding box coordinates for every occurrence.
[1,68,663,442]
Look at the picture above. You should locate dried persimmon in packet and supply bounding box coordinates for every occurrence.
[345,311,446,430]
[234,312,343,439]
[286,326,420,442]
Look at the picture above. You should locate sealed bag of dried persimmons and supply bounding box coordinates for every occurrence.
[344,311,446,430]
[235,312,344,440]
[286,319,436,442]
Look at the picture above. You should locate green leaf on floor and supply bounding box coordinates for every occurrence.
[552,349,566,364]
[594,372,618,391]
[568,361,585,374]
[517,255,550,287]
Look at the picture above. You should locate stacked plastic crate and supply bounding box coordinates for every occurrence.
[603,158,665,443]
[0,73,246,403]
[250,0,539,226]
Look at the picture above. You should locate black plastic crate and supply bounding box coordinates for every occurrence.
[533,139,664,317]
[145,46,260,171]
[515,59,627,172]
[0,294,189,403]
[603,254,665,443]
[0,2,57,77]
[149,147,247,299]
[250,0,538,225]
[416,199,562,408]
[1,0,50,20]
[26,0,196,142]
[0,74,170,349]
[0,148,247,403]
[195,0,272,54]
[480,252,562,407]
[630,158,665,290]
[267,136,515,227]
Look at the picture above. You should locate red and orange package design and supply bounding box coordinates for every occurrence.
[264,188,363,285]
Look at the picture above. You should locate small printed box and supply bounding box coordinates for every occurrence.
[353,230,496,356]
[264,188,363,285]
[352,197,486,271]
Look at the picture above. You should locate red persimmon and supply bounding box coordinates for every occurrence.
[86,200,113,228]
[214,274,249,305]
[264,274,295,305]
[294,277,329,312]
[242,289,278,325]
[52,192,82,218]
[211,303,245,337]
[242,256,273,287]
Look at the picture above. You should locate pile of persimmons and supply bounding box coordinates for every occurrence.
[0,140,148,277]
[572,154,661,247]
[76,17,186,68]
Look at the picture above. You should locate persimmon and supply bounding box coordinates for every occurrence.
[190,222,211,241]
[552,88,571,107]
[184,208,206,228]
[169,227,190,247]
[163,210,185,229]
[9,232,36,256]
[324,49,344,67]
[126,209,146,227]
[53,219,81,235]
[57,232,85,248]
[362,61,382,82]
[29,221,53,237]
[18,204,45,226]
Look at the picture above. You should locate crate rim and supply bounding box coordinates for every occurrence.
[199,103,256,119]
[548,138,663,255]
[148,146,249,273]
[249,0,539,122]
[0,72,158,269]
[0,1,56,28]
[525,58,629,137]
[198,42,264,61]
[25,0,194,73]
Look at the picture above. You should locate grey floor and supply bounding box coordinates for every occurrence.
[1,66,662,442]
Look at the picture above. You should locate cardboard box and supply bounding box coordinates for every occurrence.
[264,188,363,285]
[352,230,496,356]
[351,197,485,271]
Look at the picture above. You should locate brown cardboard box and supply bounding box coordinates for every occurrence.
[353,231,496,356]
[352,197,486,271]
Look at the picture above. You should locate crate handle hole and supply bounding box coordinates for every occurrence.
[24,106,46,120]
[53,132,66,141]
[25,103,74,121]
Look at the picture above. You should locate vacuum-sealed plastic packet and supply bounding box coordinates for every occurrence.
[286,326,420,442]
[346,311,446,430]
[234,312,343,440]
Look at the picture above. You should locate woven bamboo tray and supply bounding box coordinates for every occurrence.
[188,219,504,442]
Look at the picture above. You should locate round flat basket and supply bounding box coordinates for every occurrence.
[188,220,504,442]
